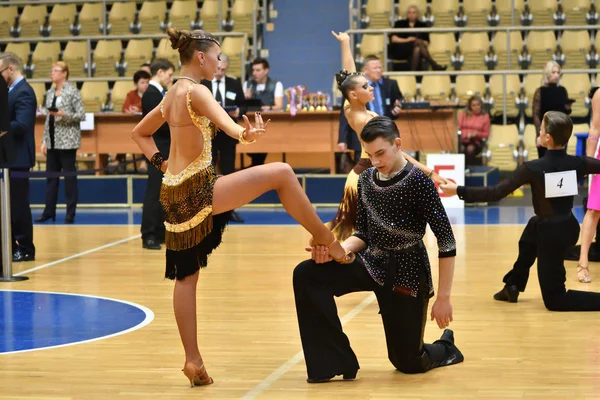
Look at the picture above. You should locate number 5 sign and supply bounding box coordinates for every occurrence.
[426,154,466,208]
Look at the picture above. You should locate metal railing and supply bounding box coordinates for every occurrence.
[0,32,249,83]
[345,24,600,124]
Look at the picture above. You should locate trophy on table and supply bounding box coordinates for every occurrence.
[284,88,292,112]
[308,93,316,112]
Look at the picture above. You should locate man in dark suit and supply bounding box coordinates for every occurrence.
[0,53,37,262]
[141,59,174,250]
[201,54,246,222]
[338,54,403,165]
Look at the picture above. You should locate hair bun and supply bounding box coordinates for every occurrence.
[335,69,352,90]
[167,28,192,51]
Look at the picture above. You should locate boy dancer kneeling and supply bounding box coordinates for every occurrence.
[293,116,464,383]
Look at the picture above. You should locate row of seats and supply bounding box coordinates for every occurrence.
[364,0,598,29]
[29,80,151,113]
[1,36,247,78]
[0,0,256,39]
[390,73,594,119]
[360,29,600,70]
[476,122,586,171]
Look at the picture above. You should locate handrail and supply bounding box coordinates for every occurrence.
[347,24,600,35]
[0,31,247,43]
[1,32,248,81]
[384,69,600,77]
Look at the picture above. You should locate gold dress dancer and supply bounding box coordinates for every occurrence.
[328,31,446,240]
[132,28,353,388]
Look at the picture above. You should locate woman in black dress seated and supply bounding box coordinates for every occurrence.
[388,5,446,71]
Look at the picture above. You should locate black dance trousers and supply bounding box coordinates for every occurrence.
[503,214,600,311]
[211,132,237,175]
[293,258,450,379]
[10,169,34,255]
[141,160,165,242]
[43,149,78,218]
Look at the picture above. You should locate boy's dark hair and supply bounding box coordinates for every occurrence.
[133,70,151,84]
[251,58,270,69]
[360,116,400,144]
[150,58,176,77]
[543,111,573,147]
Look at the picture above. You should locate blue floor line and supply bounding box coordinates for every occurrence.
[31,206,588,226]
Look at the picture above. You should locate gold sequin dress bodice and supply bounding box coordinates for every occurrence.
[159,83,221,254]
[160,83,217,180]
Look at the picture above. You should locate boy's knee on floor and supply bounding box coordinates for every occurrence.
[391,356,427,374]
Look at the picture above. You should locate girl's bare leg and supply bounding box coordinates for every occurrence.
[212,162,346,257]
[578,210,600,282]
[173,271,213,384]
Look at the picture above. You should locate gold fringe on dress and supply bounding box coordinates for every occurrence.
[160,165,216,251]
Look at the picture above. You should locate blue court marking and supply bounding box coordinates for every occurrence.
[33,206,587,226]
[0,290,154,354]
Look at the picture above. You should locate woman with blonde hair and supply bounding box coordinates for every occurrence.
[458,95,490,165]
[388,5,446,71]
[36,61,85,224]
[532,61,572,158]
[132,28,353,387]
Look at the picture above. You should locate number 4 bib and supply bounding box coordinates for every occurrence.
[544,170,578,198]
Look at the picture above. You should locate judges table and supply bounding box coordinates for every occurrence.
[34,109,457,173]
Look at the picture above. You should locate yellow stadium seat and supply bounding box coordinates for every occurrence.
[488,74,522,118]
[17,5,47,38]
[155,38,181,70]
[527,0,559,26]
[0,6,18,37]
[48,4,76,37]
[63,41,90,78]
[231,0,256,37]
[137,1,167,34]
[560,74,591,118]
[364,0,392,29]
[123,39,154,75]
[5,43,31,66]
[429,0,460,27]
[106,2,137,35]
[221,36,246,78]
[31,41,61,79]
[458,32,490,70]
[29,82,47,107]
[454,75,486,105]
[461,0,492,27]
[111,80,134,112]
[427,33,457,70]
[420,75,452,101]
[525,31,558,69]
[391,76,417,102]
[560,31,591,69]
[561,0,596,26]
[77,3,103,36]
[169,0,199,31]
[93,40,123,77]
[200,0,220,33]
[523,124,538,161]
[491,31,523,70]
[494,0,526,26]
[80,81,109,113]
[358,34,385,62]
[487,124,519,171]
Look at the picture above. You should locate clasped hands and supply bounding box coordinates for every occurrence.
[305,243,337,264]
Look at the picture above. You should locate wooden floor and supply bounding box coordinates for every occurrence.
[1,224,600,399]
